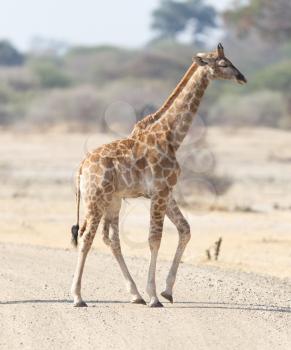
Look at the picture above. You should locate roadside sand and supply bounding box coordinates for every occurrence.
[0,128,291,278]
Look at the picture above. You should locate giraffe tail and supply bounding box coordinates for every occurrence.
[71,224,79,247]
[71,164,82,247]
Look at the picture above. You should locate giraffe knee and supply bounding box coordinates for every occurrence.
[102,232,120,250]
[102,235,111,246]
[102,228,111,246]
[110,240,121,251]
[108,231,121,251]
[148,232,162,250]
[102,219,111,246]
[179,220,191,244]
[80,219,99,250]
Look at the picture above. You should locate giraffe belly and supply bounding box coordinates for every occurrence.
[115,178,149,198]
[115,168,153,198]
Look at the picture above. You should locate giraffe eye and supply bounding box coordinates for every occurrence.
[218,61,228,68]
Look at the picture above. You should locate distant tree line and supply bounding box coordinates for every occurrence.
[0,0,291,130]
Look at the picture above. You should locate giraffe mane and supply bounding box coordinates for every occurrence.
[131,62,198,136]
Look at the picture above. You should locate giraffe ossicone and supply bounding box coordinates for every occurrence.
[71,43,246,308]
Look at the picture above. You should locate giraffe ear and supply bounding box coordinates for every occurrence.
[217,43,224,58]
[193,56,208,66]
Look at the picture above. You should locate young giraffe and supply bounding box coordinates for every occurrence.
[71,44,246,307]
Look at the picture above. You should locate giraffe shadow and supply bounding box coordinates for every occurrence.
[0,299,290,313]
[0,299,129,305]
[167,301,291,313]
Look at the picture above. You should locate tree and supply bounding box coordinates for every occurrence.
[151,0,217,45]
[0,40,24,66]
[224,0,291,42]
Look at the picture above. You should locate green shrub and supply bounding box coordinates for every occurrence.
[207,90,288,128]
[0,84,23,125]
[33,63,71,88]
[251,61,291,91]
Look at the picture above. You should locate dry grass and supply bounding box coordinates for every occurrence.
[0,127,291,278]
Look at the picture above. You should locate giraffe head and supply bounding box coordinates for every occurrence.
[193,43,247,85]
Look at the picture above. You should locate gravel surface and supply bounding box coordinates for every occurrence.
[0,243,290,350]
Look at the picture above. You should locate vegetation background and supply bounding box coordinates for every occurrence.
[0,0,290,132]
[1,0,291,278]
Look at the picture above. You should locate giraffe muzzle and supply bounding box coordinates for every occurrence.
[236,72,247,84]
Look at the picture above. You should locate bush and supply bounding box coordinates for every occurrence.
[207,90,288,128]
[252,60,291,91]
[101,78,172,113]
[0,104,19,125]
[65,46,135,84]
[32,63,71,88]
[0,67,37,91]
[26,86,106,131]
[0,84,23,125]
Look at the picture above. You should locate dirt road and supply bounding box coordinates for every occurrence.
[0,243,290,350]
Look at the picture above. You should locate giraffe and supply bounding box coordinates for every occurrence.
[71,43,246,308]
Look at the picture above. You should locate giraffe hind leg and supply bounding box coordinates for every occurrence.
[71,213,101,307]
[102,199,146,305]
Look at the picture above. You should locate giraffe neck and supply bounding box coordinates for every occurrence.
[130,63,198,137]
[154,65,210,150]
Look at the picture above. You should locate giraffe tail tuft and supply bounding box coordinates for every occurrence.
[71,224,79,247]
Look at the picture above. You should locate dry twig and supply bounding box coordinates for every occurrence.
[205,237,223,261]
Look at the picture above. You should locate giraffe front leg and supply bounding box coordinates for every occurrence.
[146,192,168,308]
[71,214,101,307]
[110,241,146,305]
[161,196,191,303]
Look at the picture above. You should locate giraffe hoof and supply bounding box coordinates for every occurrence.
[131,298,147,305]
[161,291,173,303]
[148,300,164,308]
[73,300,88,307]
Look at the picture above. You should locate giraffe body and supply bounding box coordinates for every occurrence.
[80,136,179,199]
[71,44,246,307]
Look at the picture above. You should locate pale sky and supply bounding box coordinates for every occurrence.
[0,0,231,51]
